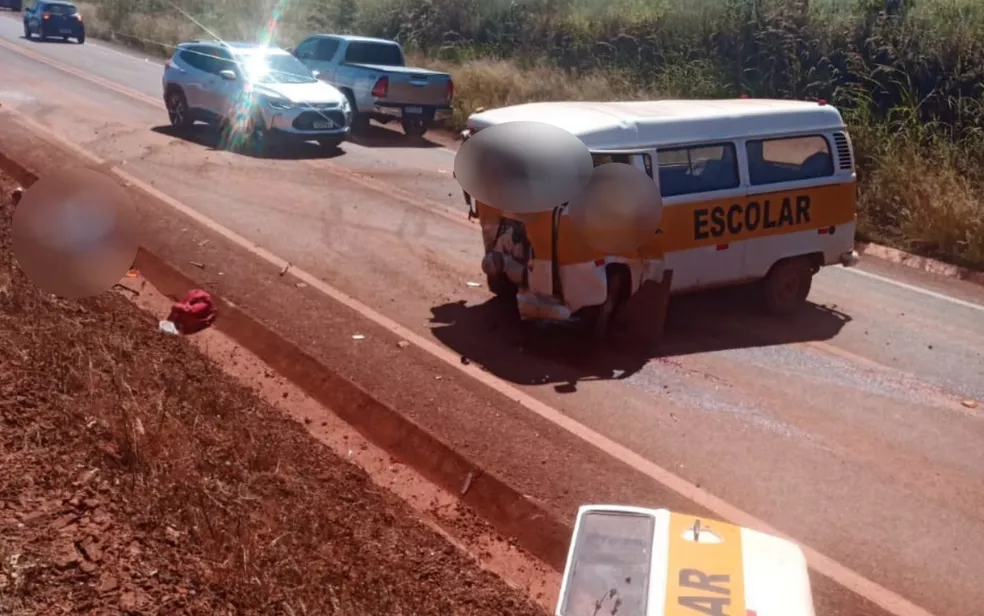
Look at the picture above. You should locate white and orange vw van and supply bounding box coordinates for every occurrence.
[460,99,860,336]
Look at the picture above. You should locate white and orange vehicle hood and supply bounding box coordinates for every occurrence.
[556,505,815,616]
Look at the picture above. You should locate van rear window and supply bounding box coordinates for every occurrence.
[746,135,834,185]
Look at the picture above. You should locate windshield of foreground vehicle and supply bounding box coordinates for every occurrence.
[240,53,317,85]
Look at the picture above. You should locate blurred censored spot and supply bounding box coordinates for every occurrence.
[453,121,593,214]
[567,163,663,253]
[12,167,139,299]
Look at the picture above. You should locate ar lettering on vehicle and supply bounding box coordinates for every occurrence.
[693,195,811,241]
[675,568,732,616]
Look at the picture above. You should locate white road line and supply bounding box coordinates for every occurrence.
[842,266,984,313]
[0,93,940,616]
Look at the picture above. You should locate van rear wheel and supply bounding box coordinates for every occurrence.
[762,257,814,316]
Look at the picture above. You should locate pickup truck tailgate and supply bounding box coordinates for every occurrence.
[350,63,451,107]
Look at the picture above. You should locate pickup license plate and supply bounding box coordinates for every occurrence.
[313,120,333,129]
[404,106,423,115]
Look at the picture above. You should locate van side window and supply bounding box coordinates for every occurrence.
[746,135,835,186]
[590,154,655,179]
[656,144,739,197]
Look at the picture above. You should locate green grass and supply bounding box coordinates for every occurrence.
[76,0,984,270]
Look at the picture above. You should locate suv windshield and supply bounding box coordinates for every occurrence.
[239,52,316,85]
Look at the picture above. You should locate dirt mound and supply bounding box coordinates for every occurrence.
[0,172,547,616]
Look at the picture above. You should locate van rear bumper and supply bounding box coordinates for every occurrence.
[516,290,571,322]
[840,250,860,267]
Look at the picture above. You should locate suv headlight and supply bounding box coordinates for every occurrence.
[256,93,293,111]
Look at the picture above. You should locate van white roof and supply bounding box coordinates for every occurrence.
[465,99,847,151]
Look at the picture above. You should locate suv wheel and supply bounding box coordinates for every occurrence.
[166,90,193,129]
[247,115,269,156]
[23,22,30,39]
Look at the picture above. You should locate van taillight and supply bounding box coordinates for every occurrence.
[446,79,454,103]
[371,77,388,98]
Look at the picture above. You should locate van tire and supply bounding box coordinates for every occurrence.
[762,256,814,316]
[487,273,517,298]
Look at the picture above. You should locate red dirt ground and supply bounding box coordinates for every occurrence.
[0,170,548,615]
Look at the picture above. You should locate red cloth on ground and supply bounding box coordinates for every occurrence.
[167,289,216,335]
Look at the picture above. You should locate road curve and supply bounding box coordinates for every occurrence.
[1,15,983,616]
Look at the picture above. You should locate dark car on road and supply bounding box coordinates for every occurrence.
[0,0,23,11]
[23,0,84,43]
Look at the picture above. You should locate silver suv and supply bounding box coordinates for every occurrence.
[162,40,352,153]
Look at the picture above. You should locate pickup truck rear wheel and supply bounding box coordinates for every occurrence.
[401,117,431,138]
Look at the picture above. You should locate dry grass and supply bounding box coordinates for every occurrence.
[0,172,547,615]
[859,150,984,266]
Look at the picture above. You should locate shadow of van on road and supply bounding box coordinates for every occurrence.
[428,284,851,394]
[151,125,346,160]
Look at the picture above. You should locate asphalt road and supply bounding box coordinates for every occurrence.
[1,15,983,616]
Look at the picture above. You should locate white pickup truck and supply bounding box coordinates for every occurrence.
[289,34,454,138]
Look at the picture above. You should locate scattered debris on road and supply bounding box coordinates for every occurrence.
[962,399,978,409]
[189,260,205,269]
[398,340,410,348]
[352,334,366,340]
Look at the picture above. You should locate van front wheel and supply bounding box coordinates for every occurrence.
[762,257,814,316]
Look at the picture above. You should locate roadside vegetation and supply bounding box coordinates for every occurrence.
[76,0,984,269]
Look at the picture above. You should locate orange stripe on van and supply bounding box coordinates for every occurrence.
[475,181,856,267]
